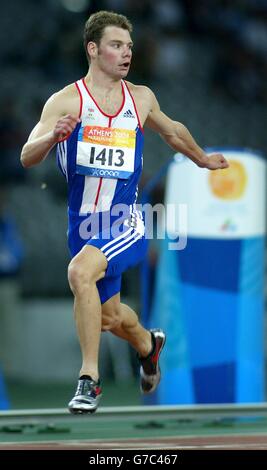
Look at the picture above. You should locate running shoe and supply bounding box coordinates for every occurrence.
[68,376,102,414]
[139,329,166,394]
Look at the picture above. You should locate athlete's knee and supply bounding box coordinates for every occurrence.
[101,317,120,331]
[101,306,121,331]
[68,259,89,295]
[68,249,105,295]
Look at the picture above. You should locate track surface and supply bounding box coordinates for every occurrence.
[1,404,267,450]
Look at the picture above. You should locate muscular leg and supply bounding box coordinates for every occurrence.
[101,294,152,357]
[68,245,107,381]
[101,294,165,396]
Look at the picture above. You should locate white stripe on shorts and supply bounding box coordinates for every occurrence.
[106,232,142,262]
[103,230,138,257]
[100,226,133,253]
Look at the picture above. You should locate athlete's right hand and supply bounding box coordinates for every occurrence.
[53,114,81,142]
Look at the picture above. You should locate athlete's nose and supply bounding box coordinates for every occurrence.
[122,45,132,57]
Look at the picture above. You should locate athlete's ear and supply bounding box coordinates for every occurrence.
[87,41,98,59]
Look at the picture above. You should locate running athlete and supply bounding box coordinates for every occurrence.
[20,11,229,414]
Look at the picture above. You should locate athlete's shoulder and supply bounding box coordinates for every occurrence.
[45,82,80,116]
[53,82,79,102]
[125,81,153,100]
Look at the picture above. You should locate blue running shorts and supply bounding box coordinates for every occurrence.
[68,212,148,304]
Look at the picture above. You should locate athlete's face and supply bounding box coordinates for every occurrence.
[91,26,133,78]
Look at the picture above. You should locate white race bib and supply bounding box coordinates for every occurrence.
[76,125,136,179]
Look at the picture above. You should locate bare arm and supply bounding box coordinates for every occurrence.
[20,92,80,168]
[145,90,229,170]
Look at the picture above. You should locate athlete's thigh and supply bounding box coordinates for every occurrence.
[96,275,122,305]
[88,225,148,278]
[101,292,121,315]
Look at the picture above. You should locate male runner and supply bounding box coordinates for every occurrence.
[21,11,228,413]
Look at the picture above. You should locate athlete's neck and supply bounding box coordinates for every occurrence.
[85,68,122,95]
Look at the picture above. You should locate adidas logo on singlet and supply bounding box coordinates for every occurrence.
[123,109,135,118]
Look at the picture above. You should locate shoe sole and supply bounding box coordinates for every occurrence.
[140,332,166,394]
[68,394,102,415]
[69,407,97,415]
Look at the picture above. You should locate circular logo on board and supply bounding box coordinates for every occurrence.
[209,159,247,200]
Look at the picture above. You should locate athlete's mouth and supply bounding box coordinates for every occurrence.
[120,62,130,68]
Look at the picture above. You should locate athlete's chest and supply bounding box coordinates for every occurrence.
[75,80,140,180]
[97,100,121,116]
[91,90,123,116]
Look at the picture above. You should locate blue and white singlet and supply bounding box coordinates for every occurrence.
[56,78,147,303]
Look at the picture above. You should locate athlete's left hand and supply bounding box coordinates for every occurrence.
[206,153,229,170]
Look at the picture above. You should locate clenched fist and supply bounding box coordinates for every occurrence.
[53,114,81,142]
[206,153,229,170]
